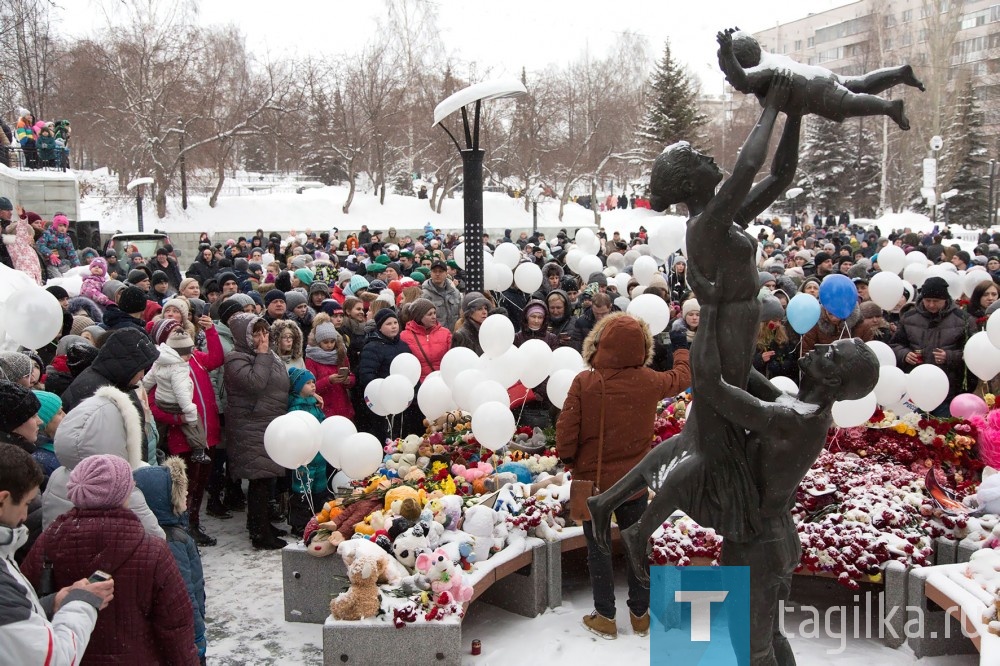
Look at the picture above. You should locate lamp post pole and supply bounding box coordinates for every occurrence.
[989,159,997,228]
[136,186,144,233]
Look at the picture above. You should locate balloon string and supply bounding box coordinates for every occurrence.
[296,466,316,520]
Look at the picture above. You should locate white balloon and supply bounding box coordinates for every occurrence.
[364,378,390,416]
[966,331,1000,379]
[493,242,522,269]
[575,228,597,253]
[770,375,798,396]
[614,296,631,311]
[868,272,905,311]
[874,366,907,406]
[632,286,646,296]
[633,255,659,286]
[550,346,586,374]
[832,392,878,427]
[989,311,1000,350]
[417,376,455,420]
[627,293,671,335]
[877,245,905,274]
[926,267,963,300]
[340,432,385,479]
[905,364,949,412]
[453,242,467,269]
[485,263,514,292]
[480,347,521,388]
[905,250,928,266]
[471,401,516,451]
[319,416,358,468]
[479,314,515,357]
[649,220,684,258]
[547,368,578,409]
[453,369,487,411]
[607,253,626,270]
[964,268,991,299]
[390,353,422,386]
[615,272,633,294]
[264,413,322,469]
[329,471,352,492]
[902,263,927,288]
[866,340,897,367]
[513,262,543,294]
[566,248,584,273]
[4,287,63,350]
[468,379,509,413]
[380,374,414,414]
[440,347,479,386]
[517,339,554,388]
[623,250,640,267]
[636,244,652,256]
[577,255,604,282]
[603,266,618,278]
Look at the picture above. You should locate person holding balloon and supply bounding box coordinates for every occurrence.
[285,367,330,538]
[357,308,413,444]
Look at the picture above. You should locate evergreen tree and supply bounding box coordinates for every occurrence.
[945,78,990,227]
[797,117,852,216]
[636,40,707,157]
[301,85,343,185]
[844,119,881,218]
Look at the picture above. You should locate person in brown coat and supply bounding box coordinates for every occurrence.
[800,302,875,354]
[556,313,690,639]
[23,454,198,665]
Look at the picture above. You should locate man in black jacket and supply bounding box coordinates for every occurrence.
[60,328,158,420]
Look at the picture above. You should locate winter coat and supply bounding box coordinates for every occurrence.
[421,279,463,332]
[22,508,198,665]
[270,319,305,371]
[15,118,35,145]
[101,305,146,333]
[890,298,977,401]
[210,321,235,414]
[399,319,452,381]
[80,274,112,307]
[546,290,577,345]
[568,307,599,351]
[150,257,183,289]
[450,319,484,355]
[42,385,165,538]
[2,218,43,284]
[144,344,197,417]
[223,312,290,479]
[36,228,78,268]
[148,326,225,453]
[800,305,875,354]
[339,318,367,370]
[358,329,413,393]
[305,352,355,420]
[556,313,691,491]
[1,524,100,666]
[752,324,801,381]
[499,287,530,332]
[185,256,218,285]
[44,355,73,397]
[513,299,560,350]
[60,328,159,415]
[287,396,329,496]
[133,460,206,659]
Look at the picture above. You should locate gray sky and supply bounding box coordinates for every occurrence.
[59,0,855,89]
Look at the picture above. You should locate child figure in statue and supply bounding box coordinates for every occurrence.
[718,27,924,130]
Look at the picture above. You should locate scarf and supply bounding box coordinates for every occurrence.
[305,344,339,366]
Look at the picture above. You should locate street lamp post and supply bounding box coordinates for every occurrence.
[433,80,527,292]
[989,159,997,228]
[126,177,154,233]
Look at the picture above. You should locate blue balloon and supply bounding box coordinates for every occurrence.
[787,293,821,334]
[818,274,859,320]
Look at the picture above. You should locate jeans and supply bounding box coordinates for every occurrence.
[582,495,649,619]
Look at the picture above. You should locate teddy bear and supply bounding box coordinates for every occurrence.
[415,548,474,604]
[337,537,408,585]
[385,452,418,478]
[452,461,494,484]
[426,495,464,531]
[330,554,384,621]
[391,521,433,572]
[510,426,548,454]
[462,504,506,562]
[972,467,1000,516]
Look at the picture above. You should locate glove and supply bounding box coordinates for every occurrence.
[669,328,690,351]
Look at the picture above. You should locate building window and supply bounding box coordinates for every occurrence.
[903,9,913,22]
[807,36,815,47]
[795,39,802,50]
[918,28,928,43]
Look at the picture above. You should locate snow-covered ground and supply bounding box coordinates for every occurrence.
[200,511,979,665]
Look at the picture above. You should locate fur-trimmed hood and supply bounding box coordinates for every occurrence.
[53,384,143,470]
[68,295,105,322]
[132,456,189,526]
[582,312,653,369]
[270,318,303,361]
[228,311,261,354]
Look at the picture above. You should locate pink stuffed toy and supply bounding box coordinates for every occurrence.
[451,461,494,483]
[972,411,1000,469]
[415,548,473,603]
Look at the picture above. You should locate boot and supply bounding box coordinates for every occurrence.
[248,479,285,550]
[188,525,217,547]
[252,532,286,550]
[206,494,233,519]
[629,610,650,637]
[224,479,246,512]
[583,610,617,640]
[270,524,289,538]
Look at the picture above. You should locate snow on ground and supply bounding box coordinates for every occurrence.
[200,511,979,665]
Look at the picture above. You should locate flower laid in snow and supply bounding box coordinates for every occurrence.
[649,517,722,566]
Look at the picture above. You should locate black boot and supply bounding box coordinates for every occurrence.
[248,479,285,550]
[224,478,246,512]
[188,525,218,547]
[206,493,233,519]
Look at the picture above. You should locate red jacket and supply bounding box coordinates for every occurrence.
[22,508,199,665]
[305,354,355,419]
[331,284,347,304]
[149,325,225,453]
[399,320,452,382]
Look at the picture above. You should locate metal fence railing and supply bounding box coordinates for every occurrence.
[0,145,69,172]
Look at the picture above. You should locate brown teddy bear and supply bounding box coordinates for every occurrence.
[330,554,385,621]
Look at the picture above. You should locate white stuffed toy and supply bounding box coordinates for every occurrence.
[462,504,504,562]
[974,467,1000,516]
[337,537,407,585]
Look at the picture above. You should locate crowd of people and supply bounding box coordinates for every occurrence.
[2,195,998,659]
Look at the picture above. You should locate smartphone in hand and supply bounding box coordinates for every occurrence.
[338,367,350,377]
[88,570,112,584]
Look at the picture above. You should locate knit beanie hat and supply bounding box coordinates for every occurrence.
[46,285,69,301]
[0,380,40,432]
[162,298,189,321]
[33,390,62,427]
[314,322,340,343]
[290,256,308,270]
[320,299,344,316]
[0,351,32,383]
[82,326,107,346]
[859,301,884,319]
[284,290,307,311]
[462,292,489,316]
[288,366,316,395]
[53,214,69,230]
[374,307,399,330]
[70,315,95,337]
[166,328,194,354]
[407,298,436,324]
[248,291,264,308]
[67,454,134,510]
[682,299,701,318]
[56,334,86,357]
[234,257,250,272]
[66,342,98,376]
[587,272,607,287]
[525,303,546,318]
[217,299,243,326]
[102,279,125,300]
[227,293,255,310]
[265,290,286,306]
[349,275,370,294]
[920,276,950,302]
[150,270,169,287]
[759,271,776,287]
[294,268,315,286]
[151,318,180,345]
[127,269,149,284]
[309,281,331,298]
[118,286,147,315]
[178,277,199,296]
